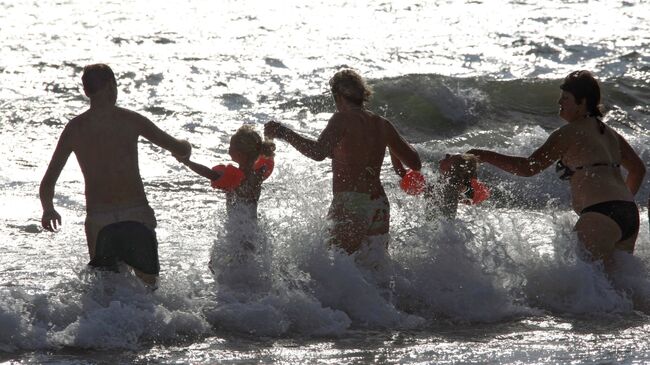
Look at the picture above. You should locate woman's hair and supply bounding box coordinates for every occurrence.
[329,69,372,106]
[231,125,275,159]
[82,63,116,96]
[560,70,604,118]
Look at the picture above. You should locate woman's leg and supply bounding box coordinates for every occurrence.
[574,212,621,272]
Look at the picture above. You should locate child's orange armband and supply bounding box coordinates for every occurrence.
[211,164,245,191]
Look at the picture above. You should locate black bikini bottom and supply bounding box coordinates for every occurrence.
[581,200,639,242]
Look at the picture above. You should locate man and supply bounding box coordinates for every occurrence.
[39,64,191,286]
[264,69,421,280]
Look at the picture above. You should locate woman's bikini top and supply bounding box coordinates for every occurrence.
[555,160,621,180]
[555,116,620,180]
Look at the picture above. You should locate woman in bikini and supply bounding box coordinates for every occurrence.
[467,70,645,272]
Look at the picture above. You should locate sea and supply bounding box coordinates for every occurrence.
[2,0,650,363]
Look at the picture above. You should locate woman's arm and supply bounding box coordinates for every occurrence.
[264,115,344,162]
[616,133,645,195]
[385,119,422,172]
[468,129,566,177]
[389,150,408,178]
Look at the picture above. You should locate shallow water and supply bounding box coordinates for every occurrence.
[2,0,650,363]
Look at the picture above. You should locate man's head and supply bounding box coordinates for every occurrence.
[329,69,372,106]
[82,64,117,101]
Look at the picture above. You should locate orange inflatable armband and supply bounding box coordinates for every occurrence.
[400,170,426,195]
[211,164,245,191]
[470,178,490,204]
[253,156,274,180]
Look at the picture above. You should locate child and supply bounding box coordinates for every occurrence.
[432,153,483,219]
[392,153,487,220]
[177,125,275,221]
[177,125,275,283]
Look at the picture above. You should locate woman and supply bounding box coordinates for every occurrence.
[468,70,645,271]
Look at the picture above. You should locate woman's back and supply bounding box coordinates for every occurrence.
[560,117,633,211]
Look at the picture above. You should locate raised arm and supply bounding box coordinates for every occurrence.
[264,114,344,161]
[468,129,565,177]
[136,114,191,158]
[178,158,223,181]
[385,119,421,172]
[616,132,645,195]
[39,126,73,231]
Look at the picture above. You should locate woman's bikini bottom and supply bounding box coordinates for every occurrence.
[581,200,639,242]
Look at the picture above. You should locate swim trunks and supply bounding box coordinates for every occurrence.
[89,221,160,275]
[581,200,639,243]
[328,192,390,236]
[85,201,158,272]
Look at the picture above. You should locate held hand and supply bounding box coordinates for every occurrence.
[264,121,283,140]
[177,140,192,158]
[466,149,484,161]
[175,155,190,164]
[41,209,61,232]
[174,140,192,163]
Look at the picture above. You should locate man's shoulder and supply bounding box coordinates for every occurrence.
[65,110,90,131]
[115,106,146,120]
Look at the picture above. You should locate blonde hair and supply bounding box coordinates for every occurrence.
[329,69,372,106]
[231,125,275,160]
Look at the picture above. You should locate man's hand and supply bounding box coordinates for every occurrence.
[41,209,61,232]
[176,140,192,159]
[264,121,284,140]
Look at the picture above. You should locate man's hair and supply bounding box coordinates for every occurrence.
[231,125,275,159]
[329,69,372,106]
[560,70,604,118]
[82,64,116,96]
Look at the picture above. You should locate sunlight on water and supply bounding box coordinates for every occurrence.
[2,0,650,363]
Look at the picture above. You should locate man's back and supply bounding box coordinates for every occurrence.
[66,106,148,210]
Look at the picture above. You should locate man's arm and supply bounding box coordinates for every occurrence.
[468,129,565,177]
[265,115,344,161]
[39,127,73,231]
[616,132,645,195]
[136,114,191,158]
[385,119,422,171]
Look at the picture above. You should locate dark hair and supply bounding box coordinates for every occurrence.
[329,69,372,106]
[232,125,275,159]
[559,70,604,118]
[82,64,116,96]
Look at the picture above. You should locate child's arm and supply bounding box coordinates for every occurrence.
[178,158,223,181]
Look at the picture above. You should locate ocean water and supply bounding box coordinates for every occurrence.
[2,0,650,363]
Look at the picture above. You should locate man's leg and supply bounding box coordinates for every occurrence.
[95,221,160,285]
[133,269,157,286]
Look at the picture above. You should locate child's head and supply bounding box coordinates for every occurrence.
[229,125,275,165]
[439,154,478,185]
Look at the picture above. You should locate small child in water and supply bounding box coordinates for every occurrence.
[176,124,275,219]
[176,125,275,279]
[392,153,486,219]
[432,153,483,219]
